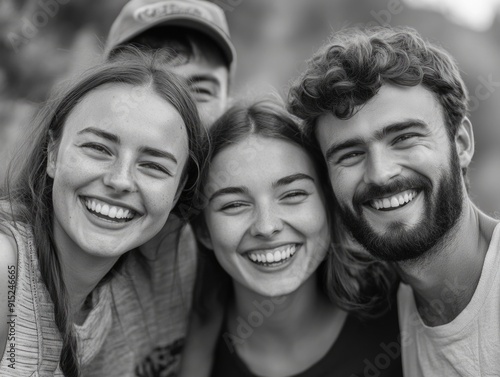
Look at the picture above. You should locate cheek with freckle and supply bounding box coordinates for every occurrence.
[146,182,178,219]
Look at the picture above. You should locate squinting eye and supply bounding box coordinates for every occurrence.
[191,87,214,96]
[394,134,418,144]
[221,202,244,209]
[219,202,248,213]
[81,143,111,155]
[281,191,310,203]
[189,83,219,103]
[141,162,172,176]
[284,191,306,199]
[337,151,364,164]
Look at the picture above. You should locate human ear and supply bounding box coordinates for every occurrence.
[46,132,58,178]
[454,117,474,169]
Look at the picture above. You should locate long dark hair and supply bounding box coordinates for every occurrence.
[1,49,203,376]
[192,100,398,321]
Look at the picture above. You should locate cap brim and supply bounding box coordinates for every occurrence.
[106,14,235,69]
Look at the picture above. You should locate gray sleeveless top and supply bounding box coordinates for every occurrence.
[0,221,66,376]
[0,218,196,377]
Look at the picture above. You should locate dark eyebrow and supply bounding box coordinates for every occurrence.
[78,127,178,164]
[375,120,428,139]
[273,173,315,188]
[325,137,365,163]
[208,187,249,203]
[188,74,221,87]
[77,127,120,143]
[325,120,428,162]
[139,147,178,165]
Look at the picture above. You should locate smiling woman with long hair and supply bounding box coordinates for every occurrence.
[182,101,401,377]
[0,50,204,376]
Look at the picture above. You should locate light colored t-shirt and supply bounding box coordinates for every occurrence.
[81,217,197,377]
[398,223,500,377]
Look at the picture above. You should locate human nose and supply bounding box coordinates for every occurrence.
[363,147,402,186]
[103,158,137,193]
[250,203,284,238]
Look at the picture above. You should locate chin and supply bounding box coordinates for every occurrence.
[80,241,129,259]
[256,282,300,298]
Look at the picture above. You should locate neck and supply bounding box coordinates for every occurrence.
[229,273,340,343]
[53,225,120,325]
[60,251,118,325]
[226,273,346,376]
[396,199,498,325]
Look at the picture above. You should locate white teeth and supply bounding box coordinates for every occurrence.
[248,244,297,265]
[101,204,110,216]
[370,190,418,211]
[84,198,135,220]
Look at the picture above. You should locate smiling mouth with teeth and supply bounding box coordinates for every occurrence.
[83,197,137,222]
[368,189,419,211]
[246,244,298,266]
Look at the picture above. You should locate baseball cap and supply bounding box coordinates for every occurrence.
[105,0,236,73]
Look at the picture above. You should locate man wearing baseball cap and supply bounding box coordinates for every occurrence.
[106,0,236,128]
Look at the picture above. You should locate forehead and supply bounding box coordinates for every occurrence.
[315,84,445,148]
[68,83,179,124]
[62,83,189,152]
[206,135,317,191]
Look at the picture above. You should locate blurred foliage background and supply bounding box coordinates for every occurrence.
[1,0,499,216]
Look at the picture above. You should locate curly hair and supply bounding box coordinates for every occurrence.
[288,26,469,144]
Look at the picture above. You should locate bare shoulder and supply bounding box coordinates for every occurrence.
[0,231,18,269]
[0,231,18,362]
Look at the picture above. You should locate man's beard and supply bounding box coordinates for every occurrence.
[338,148,464,262]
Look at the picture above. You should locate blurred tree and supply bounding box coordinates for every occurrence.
[0,0,499,214]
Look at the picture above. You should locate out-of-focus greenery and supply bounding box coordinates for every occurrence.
[1,0,499,216]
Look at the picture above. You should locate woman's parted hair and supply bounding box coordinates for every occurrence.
[288,26,469,143]
[192,100,398,319]
[1,49,204,376]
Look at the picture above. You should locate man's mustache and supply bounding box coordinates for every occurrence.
[352,175,433,206]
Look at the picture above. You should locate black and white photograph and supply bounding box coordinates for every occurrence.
[0,0,499,376]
